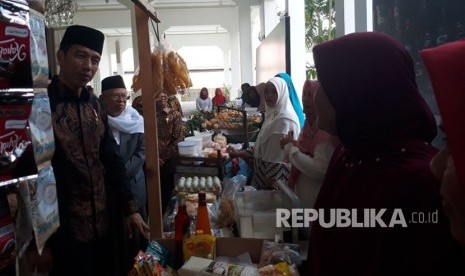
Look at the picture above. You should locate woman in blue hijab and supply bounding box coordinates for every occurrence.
[276,73,305,128]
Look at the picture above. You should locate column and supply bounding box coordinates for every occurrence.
[229,31,241,99]
[287,0,306,96]
[238,1,254,85]
[355,0,373,32]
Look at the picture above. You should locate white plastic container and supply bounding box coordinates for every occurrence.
[184,136,203,152]
[244,107,258,113]
[177,141,197,156]
[194,131,214,148]
[234,190,294,239]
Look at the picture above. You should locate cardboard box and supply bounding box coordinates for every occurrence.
[156,237,264,263]
[179,256,258,276]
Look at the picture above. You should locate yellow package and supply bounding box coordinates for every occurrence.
[183,234,216,261]
[275,262,291,276]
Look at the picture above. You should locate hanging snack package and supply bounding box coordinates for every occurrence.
[0,90,35,184]
[29,89,54,170]
[131,38,192,99]
[28,10,49,88]
[27,0,45,14]
[0,0,32,89]
[19,167,59,254]
[16,176,34,257]
[0,188,16,262]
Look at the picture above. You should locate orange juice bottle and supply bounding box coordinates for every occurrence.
[195,192,212,235]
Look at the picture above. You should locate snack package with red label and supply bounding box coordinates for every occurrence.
[0,90,35,184]
[0,188,15,262]
[0,0,32,89]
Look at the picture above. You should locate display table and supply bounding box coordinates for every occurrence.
[174,150,227,180]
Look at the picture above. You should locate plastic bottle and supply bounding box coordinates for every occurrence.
[195,192,212,235]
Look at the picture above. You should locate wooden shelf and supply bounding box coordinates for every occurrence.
[174,150,227,179]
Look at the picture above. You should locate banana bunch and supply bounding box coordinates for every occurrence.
[132,50,192,98]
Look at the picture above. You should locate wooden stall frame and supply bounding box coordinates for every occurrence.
[131,0,162,239]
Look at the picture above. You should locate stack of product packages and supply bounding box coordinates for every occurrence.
[0,0,59,271]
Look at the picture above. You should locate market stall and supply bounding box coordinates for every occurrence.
[126,2,307,275]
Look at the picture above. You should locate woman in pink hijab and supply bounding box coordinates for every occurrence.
[280,80,339,209]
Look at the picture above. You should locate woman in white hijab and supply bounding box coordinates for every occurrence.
[228,77,300,189]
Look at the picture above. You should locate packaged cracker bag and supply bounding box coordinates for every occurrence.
[0,0,32,89]
[183,234,216,262]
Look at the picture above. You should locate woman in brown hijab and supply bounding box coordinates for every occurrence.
[307,32,462,275]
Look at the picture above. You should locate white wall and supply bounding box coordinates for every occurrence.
[166,33,230,91]
[153,6,244,98]
[73,9,132,94]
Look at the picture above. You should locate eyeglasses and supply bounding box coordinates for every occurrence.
[109,94,130,101]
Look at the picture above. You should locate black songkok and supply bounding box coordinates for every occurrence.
[101,75,126,92]
[60,25,104,54]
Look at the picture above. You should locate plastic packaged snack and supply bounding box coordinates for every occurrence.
[0,188,15,261]
[18,167,59,254]
[29,89,54,170]
[0,0,32,89]
[145,240,169,266]
[28,10,49,88]
[258,240,301,268]
[0,90,35,183]
[183,234,216,261]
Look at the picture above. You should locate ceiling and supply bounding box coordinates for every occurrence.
[76,0,238,36]
[76,0,237,10]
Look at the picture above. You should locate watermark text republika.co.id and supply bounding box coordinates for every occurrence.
[276,208,439,228]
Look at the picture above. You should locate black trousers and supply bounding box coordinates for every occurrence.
[50,236,113,276]
[159,159,175,215]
